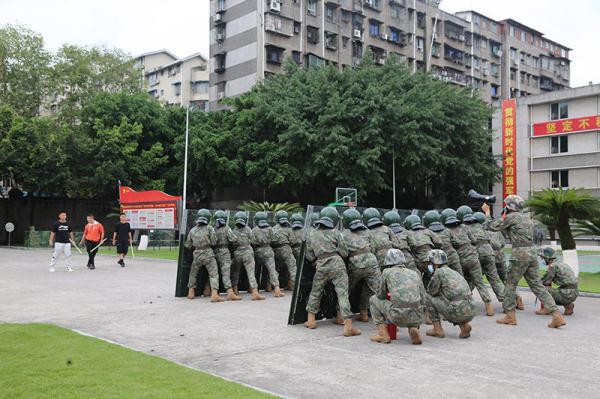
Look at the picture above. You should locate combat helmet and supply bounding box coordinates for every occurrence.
[428,249,448,265]
[540,246,557,260]
[363,208,383,228]
[383,248,406,268]
[404,214,422,230]
[275,210,289,226]
[255,211,270,228]
[456,205,475,223]
[234,211,247,227]
[383,210,403,234]
[473,212,486,224]
[423,210,444,232]
[214,210,227,227]
[440,208,459,226]
[290,213,304,229]
[317,206,339,229]
[309,212,321,227]
[342,208,363,230]
[504,195,525,212]
[196,209,211,225]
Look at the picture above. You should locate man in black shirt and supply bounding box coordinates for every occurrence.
[49,211,75,272]
[112,213,132,267]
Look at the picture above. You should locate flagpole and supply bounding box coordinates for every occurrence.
[181,106,190,229]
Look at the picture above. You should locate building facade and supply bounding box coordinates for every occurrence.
[209,0,571,110]
[136,50,210,110]
[491,84,600,215]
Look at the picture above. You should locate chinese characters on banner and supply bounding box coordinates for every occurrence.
[533,115,600,136]
[502,99,517,198]
[121,202,177,229]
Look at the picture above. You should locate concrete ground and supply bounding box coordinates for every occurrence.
[1,248,599,399]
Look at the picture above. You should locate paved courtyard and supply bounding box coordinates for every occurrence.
[1,248,599,399]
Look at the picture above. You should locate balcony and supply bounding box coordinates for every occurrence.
[265,13,294,36]
[444,45,464,65]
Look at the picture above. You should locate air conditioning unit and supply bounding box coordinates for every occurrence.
[459,35,465,42]
[216,32,224,42]
[217,92,225,100]
[270,0,281,12]
[380,33,388,40]
[215,13,222,22]
[353,29,362,39]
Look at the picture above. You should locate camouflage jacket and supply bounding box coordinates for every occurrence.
[395,229,412,252]
[447,224,478,260]
[184,225,217,259]
[465,223,494,257]
[340,228,378,270]
[486,212,533,247]
[289,227,303,248]
[369,225,399,252]
[230,225,254,252]
[428,265,472,300]
[377,266,426,307]
[214,225,235,250]
[542,261,578,289]
[488,230,506,253]
[272,224,292,247]
[407,228,442,263]
[430,228,460,265]
[251,226,276,257]
[305,227,347,265]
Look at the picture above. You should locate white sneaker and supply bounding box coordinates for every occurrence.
[66,266,73,272]
[49,267,56,273]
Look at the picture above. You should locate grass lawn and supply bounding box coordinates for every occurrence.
[516,272,600,293]
[0,323,275,399]
[97,247,178,260]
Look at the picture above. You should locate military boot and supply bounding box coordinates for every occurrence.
[485,302,495,316]
[233,285,239,295]
[226,288,242,301]
[535,306,551,315]
[187,288,195,299]
[210,289,224,303]
[343,319,361,337]
[370,324,391,344]
[548,310,566,328]
[564,303,575,315]
[496,310,517,325]
[265,283,273,292]
[251,289,265,301]
[516,296,525,310]
[202,283,211,298]
[304,313,317,329]
[408,327,422,345]
[426,321,445,338]
[287,280,294,291]
[274,286,285,297]
[458,322,472,339]
[333,311,344,325]
[357,309,369,322]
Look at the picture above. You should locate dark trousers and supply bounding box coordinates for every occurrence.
[85,240,100,266]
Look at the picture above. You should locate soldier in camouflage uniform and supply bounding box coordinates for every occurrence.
[536,246,578,316]
[304,207,361,337]
[272,210,297,290]
[441,208,495,316]
[405,214,442,288]
[488,230,507,283]
[463,210,505,304]
[185,209,223,302]
[229,211,265,301]
[289,213,304,260]
[423,210,463,276]
[384,211,418,272]
[425,249,476,339]
[252,211,284,298]
[340,208,382,323]
[364,208,400,269]
[369,249,426,345]
[213,210,242,301]
[483,197,566,328]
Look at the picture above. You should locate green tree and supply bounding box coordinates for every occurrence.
[0,24,51,117]
[573,217,600,237]
[526,188,600,250]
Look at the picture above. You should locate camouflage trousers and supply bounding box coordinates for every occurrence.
[306,257,352,319]
[187,252,219,290]
[369,296,425,328]
[274,245,297,286]
[459,256,492,303]
[231,247,258,290]
[503,248,557,313]
[479,254,505,302]
[446,251,464,277]
[255,247,280,288]
[548,287,578,306]
[348,265,381,311]
[214,248,233,290]
[425,294,476,324]
[494,251,507,283]
[292,245,301,261]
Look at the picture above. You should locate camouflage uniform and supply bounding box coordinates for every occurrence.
[407,228,442,272]
[369,225,400,269]
[185,225,219,290]
[394,230,418,272]
[340,228,381,311]
[487,212,558,313]
[369,265,426,327]
[430,228,464,276]
[447,224,492,303]
[542,261,578,306]
[305,227,352,319]
[252,225,280,288]
[214,224,236,289]
[272,223,297,285]
[465,223,505,302]
[426,265,476,324]
[488,230,507,283]
[229,225,258,290]
[290,227,303,260]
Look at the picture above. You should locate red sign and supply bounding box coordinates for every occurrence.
[533,115,600,136]
[119,186,181,229]
[502,100,517,198]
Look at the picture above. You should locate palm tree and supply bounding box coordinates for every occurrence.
[238,201,304,213]
[573,217,600,237]
[525,188,600,250]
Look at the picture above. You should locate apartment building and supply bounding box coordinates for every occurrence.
[136,50,210,110]
[491,84,600,216]
[209,0,571,110]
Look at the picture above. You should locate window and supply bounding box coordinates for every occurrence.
[510,48,517,60]
[266,46,284,64]
[417,12,425,29]
[491,21,498,33]
[306,53,324,67]
[148,73,158,85]
[431,42,439,57]
[509,26,515,37]
[217,0,226,12]
[217,81,226,98]
[215,53,226,72]
[216,25,226,42]
[325,4,335,21]
[390,4,403,19]
[550,101,568,120]
[551,170,569,188]
[307,26,319,44]
[307,0,317,16]
[294,22,300,34]
[173,82,181,96]
[352,41,363,58]
[342,36,349,48]
[341,10,350,23]
[192,81,209,94]
[292,51,302,64]
[551,136,568,154]
[491,84,499,98]
[416,37,424,52]
[520,30,525,42]
[491,63,499,77]
[369,21,380,37]
[168,65,181,77]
